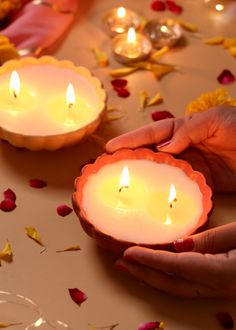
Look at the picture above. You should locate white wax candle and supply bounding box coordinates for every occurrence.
[82,159,203,244]
[0,64,101,136]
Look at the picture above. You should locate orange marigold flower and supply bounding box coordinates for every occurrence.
[186,88,236,115]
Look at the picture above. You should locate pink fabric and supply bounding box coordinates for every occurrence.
[1,0,78,55]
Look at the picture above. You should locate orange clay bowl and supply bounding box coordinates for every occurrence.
[73,148,213,255]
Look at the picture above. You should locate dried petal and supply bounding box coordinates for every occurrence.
[150,47,169,61]
[92,48,109,67]
[0,324,22,328]
[56,245,81,253]
[29,179,47,189]
[139,90,149,110]
[3,188,16,202]
[166,1,183,14]
[150,63,176,80]
[176,19,198,32]
[203,35,224,45]
[147,92,163,107]
[0,241,13,261]
[223,38,236,49]
[57,204,73,217]
[229,46,236,57]
[151,110,174,121]
[110,67,138,77]
[131,61,152,70]
[68,288,87,306]
[25,227,44,246]
[89,324,119,330]
[116,88,130,98]
[216,312,234,329]
[137,321,165,330]
[151,1,166,11]
[103,114,124,123]
[111,79,128,88]
[217,70,235,85]
[0,199,16,212]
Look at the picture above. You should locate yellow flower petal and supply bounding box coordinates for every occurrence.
[139,90,149,110]
[203,35,224,45]
[109,67,137,77]
[150,46,169,61]
[175,19,198,32]
[0,323,22,329]
[0,241,13,261]
[223,38,236,49]
[25,227,44,246]
[56,245,81,253]
[92,47,109,67]
[229,46,236,57]
[150,63,176,80]
[147,92,163,107]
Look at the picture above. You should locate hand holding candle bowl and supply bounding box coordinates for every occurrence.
[0,56,106,150]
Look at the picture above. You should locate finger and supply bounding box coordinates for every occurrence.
[105,119,175,153]
[174,221,236,253]
[115,259,220,298]
[123,246,230,287]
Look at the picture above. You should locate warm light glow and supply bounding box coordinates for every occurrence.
[117,6,126,18]
[164,215,172,225]
[168,184,177,207]
[160,25,168,33]
[215,3,224,11]
[10,70,20,99]
[66,83,75,110]
[127,27,136,43]
[119,166,130,192]
[33,317,44,327]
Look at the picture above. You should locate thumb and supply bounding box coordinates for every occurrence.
[173,221,236,253]
[158,111,213,154]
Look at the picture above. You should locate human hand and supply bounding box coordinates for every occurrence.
[105,106,236,192]
[115,222,236,299]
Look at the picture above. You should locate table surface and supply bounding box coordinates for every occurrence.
[0,0,236,329]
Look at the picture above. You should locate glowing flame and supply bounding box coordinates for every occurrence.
[118,166,130,192]
[127,27,136,43]
[165,215,172,225]
[117,6,126,18]
[160,25,168,33]
[10,70,20,99]
[215,3,224,11]
[66,83,75,110]
[168,184,176,207]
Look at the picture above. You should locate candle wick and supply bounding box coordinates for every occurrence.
[119,185,129,193]
[170,198,177,208]
[68,103,73,110]
[13,90,17,99]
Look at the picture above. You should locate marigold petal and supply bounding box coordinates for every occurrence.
[68,288,87,306]
[25,226,44,246]
[3,188,16,201]
[203,35,224,45]
[216,312,234,329]
[217,70,235,85]
[110,67,138,77]
[57,204,73,217]
[29,179,47,188]
[92,48,109,67]
[139,90,149,110]
[176,19,198,32]
[151,110,174,121]
[0,199,16,212]
[223,38,236,49]
[228,46,236,57]
[147,92,163,107]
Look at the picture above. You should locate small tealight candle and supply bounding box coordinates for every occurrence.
[144,18,182,49]
[103,6,141,37]
[73,149,212,255]
[112,27,152,64]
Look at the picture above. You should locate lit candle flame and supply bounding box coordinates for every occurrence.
[168,184,177,208]
[117,6,126,18]
[66,83,75,110]
[118,166,130,193]
[127,27,136,43]
[165,215,172,225]
[215,3,224,11]
[10,70,20,99]
[160,25,168,33]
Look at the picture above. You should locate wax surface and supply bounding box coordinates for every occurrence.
[0,64,100,135]
[82,160,203,244]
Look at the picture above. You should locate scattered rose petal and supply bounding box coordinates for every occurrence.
[116,88,130,98]
[110,67,138,77]
[203,35,224,45]
[0,199,16,212]
[0,241,13,262]
[176,19,198,32]
[29,179,47,189]
[56,245,81,253]
[25,227,44,246]
[57,204,73,217]
[92,48,109,67]
[166,1,183,14]
[217,70,235,85]
[151,1,166,11]
[139,90,149,110]
[147,92,163,107]
[216,312,234,329]
[3,188,16,202]
[111,79,128,88]
[151,110,174,121]
[137,321,165,330]
[68,288,87,306]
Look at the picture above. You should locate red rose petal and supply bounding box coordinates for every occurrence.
[111,79,128,88]
[217,69,235,85]
[151,1,166,11]
[216,312,234,329]
[151,110,174,121]
[0,199,16,212]
[57,204,73,217]
[29,179,47,189]
[68,288,87,306]
[117,88,130,98]
[138,321,161,330]
[166,1,183,14]
[3,188,16,202]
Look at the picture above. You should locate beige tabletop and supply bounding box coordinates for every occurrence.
[0,0,236,329]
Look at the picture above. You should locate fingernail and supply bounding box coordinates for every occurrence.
[156,139,172,149]
[114,262,129,273]
[173,238,194,252]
